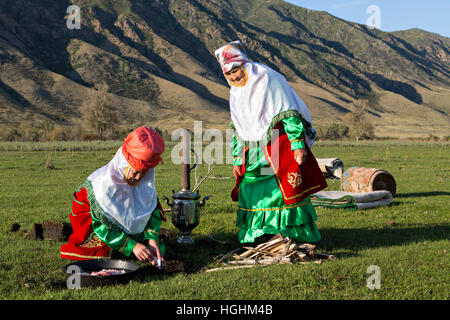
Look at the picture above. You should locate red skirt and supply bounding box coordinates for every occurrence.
[60,187,111,261]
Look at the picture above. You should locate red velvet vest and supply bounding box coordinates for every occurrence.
[231,128,327,205]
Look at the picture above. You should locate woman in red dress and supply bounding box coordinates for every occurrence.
[60,127,166,267]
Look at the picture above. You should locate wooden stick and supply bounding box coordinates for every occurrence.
[282,239,293,255]
[240,237,290,259]
[242,247,280,257]
[296,243,316,251]
[267,242,288,253]
[314,253,336,260]
[254,237,285,250]
[193,165,214,192]
[272,243,291,262]
[207,233,228,245]
[225,259,258,265]
[284,251,297,259]
[232,254,245,260]
[247,251,261,259]
[296,252,309,262]
[238,248,257,259]
[215,248,242,263]
[245,241,284,256]
[205,265,267,273]
[215,256,295,266]
[257,257,293,264]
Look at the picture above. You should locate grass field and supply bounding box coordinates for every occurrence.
[0,140,448,300]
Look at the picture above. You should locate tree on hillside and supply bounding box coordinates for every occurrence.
[83,83,120,140]
[343,102,375,141]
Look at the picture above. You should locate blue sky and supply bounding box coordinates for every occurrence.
[284,0,450,38]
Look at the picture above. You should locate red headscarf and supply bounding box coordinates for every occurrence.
[214,40,250,73]
[121,127,165,172]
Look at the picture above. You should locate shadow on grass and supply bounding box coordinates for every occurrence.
[121,230,242,282]
[396,191,450,198]
[52,230,241,288]
[318,224,450,252]
[62,223,448,286]
[132,224,450,281]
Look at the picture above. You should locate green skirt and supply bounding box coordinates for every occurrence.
[236,147,321,244]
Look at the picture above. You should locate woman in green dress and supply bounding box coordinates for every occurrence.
[214,40,326,244]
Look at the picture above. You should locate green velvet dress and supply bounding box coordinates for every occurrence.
[231,115,321,244]
[82,180,166,257]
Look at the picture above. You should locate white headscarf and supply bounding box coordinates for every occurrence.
[229,62,316,147]
[87,147,157,235]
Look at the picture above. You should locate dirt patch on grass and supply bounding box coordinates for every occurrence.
[23,221,72,241]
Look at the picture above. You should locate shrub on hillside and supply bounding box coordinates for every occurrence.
[325,123,349,140]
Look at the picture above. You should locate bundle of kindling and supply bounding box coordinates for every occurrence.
[207,234,335,272]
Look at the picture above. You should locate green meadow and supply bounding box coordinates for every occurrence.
[0,140,448,300]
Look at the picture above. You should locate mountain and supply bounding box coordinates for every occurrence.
[0,0,449,138]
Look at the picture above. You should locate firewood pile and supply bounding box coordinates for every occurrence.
[207,234,335,273]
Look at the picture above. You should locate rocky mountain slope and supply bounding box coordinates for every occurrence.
[0,0,449,138]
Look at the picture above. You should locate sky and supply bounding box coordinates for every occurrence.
[284,0,450,38]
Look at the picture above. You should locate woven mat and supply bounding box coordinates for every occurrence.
[311,190,393,210]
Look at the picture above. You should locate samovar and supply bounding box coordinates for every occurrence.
[163,129,209,245]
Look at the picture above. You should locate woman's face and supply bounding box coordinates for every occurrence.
[224,67,247,86]
[125,167,146,186]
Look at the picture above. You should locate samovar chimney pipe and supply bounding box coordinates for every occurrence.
[180,129,191,191]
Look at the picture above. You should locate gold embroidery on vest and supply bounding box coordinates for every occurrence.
[80,233,103,248]
[287,172,302,188]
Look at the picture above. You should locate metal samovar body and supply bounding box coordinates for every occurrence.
[163,129,209,245]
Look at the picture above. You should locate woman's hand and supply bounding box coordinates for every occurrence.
[148,239,165,268]
[294,148,307,166]
[132,242,153,262]
[133,241,165,268]
[233,165,243,179]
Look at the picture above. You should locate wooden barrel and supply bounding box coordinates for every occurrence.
[341,167,396,197]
